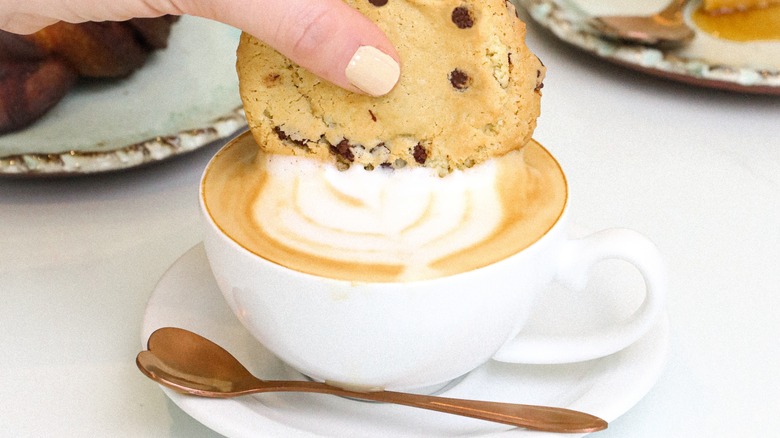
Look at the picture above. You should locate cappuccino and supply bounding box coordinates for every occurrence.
[202,133,566,282]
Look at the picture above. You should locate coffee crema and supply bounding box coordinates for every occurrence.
[202,133,567,282]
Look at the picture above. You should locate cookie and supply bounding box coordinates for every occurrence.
[237,0,545,175]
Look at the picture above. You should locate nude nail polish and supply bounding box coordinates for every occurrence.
[345,46,400,96]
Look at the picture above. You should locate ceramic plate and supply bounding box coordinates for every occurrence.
[0,16,245,177]
[141,243,669,437]
[516,0,780,94]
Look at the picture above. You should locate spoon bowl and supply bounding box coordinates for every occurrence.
[586,0,695,48]
[137,327,607,433]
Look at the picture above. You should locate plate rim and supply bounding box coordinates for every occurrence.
[0,107,246,177]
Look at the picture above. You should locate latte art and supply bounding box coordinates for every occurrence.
[202,133,567,282]
[256,151,507,281]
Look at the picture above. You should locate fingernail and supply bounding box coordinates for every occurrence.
[345,46,400,96]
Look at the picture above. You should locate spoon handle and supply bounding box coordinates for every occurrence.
[254,380,607,433]
[365,390,607,433]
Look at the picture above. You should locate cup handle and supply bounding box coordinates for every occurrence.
[492,228,667,364]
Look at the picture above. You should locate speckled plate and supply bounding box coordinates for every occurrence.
[516,0,780,94]
[0,16,245,177]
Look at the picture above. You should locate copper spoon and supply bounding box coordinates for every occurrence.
[586,0,695,48]
[137,327,607,433]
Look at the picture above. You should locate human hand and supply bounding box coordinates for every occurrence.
[0,0,400,96]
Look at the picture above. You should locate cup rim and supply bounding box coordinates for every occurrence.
[199,131,570,286]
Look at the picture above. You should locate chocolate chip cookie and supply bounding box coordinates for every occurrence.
[237,0,545,175]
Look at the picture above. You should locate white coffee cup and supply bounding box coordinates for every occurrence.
[200,139,667,392]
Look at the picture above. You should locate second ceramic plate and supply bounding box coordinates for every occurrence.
[516,0,780,94]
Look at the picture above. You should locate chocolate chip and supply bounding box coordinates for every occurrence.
[369,0,388,6]
[412,144,428,164]
[273,126,308,148]
[451,6,474,29]
[369,109,377,122]
[330,139,355,161]
[263,73,280,87]
[448,69,471,90]
[273,126,288,141]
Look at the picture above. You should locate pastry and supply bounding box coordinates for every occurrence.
[237,0,545,175]
[0,58,77,134]
[0,16,178,134]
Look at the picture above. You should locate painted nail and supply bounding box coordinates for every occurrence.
[345,46,400,96]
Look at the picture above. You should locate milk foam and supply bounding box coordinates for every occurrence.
[254,154,507,281]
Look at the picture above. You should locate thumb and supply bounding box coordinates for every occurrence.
[187,0,400,96]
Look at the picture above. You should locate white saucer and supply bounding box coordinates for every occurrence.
[141,243,669,437]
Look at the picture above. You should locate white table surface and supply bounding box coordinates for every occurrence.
[1,12,778,438]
